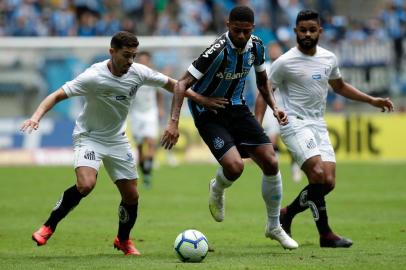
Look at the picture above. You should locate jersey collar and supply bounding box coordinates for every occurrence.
[225,31,253,53]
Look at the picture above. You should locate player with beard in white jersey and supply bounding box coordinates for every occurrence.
[129,51,164,188]
[260,42,302,182]
[256,10,394,248]
[21,31,228,256]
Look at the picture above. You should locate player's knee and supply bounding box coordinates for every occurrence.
[223,160,244,180]
[323,179,335,194]
[123,191,139,205]
[263,155,279,175]
[77,181,96,196]
[308,166,325,184]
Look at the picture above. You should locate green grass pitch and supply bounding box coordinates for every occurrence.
[1,162,405,269]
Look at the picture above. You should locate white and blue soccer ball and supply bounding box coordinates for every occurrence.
[173,229,209,263]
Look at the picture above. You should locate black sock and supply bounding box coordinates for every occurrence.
[307,184,332,235]
[44,185,84,231]
[141,158,153,176]
[286,185,310,218]
[117,201,138,240]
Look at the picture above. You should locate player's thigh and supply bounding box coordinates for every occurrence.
[317,126,336,164]
[246,143,279,174]
[73,134,104,186]
[103,141,138,182]
[280,123,320,167]
[195,118,235,161]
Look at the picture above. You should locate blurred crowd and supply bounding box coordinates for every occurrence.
[0,0,404,46]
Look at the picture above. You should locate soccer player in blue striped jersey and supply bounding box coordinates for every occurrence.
[161,6,298,250]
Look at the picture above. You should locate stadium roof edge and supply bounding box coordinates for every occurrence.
[0,36,218,49]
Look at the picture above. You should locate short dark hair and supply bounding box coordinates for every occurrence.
[110,31,139,49]
[296,9,320,26]
[229,6,254,23]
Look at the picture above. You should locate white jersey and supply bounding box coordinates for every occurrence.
[62,59,168,142]
[269,46,341,120]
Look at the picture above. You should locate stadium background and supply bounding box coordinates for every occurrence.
[0,0,405,165]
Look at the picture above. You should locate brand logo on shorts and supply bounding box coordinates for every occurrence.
[126,153,134,161]
[305,138,316,149]
[213,137,224,150]
[84,150,95,160]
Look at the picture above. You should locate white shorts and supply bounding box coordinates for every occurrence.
[262,108,280,137]
[73,134,138,181]
[280,116,336,167]
[130,109,159,143]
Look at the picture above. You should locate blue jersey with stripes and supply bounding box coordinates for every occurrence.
[187,32,266,119]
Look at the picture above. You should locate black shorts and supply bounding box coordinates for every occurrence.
[194,105,271,160]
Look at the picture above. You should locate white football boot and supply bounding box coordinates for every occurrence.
[208,179,225,222]
[265,224,299,250]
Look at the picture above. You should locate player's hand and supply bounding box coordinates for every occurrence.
[370,97,394,112]
[197,96,228,114]
[20,119,39,134]
[161,120,179,150]
[273,108,288,125]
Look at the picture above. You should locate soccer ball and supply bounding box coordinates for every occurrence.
[173,229,209,263]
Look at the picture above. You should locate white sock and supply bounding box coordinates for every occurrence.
[212,167,233,193]
[262,171,282,230]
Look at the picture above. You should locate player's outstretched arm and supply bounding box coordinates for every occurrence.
[20,88,68,133]
[329,78,394,112]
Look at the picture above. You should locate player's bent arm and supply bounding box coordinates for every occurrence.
[255,70,288,125]
[21,88,68,132]
[256,70,277,111]
[255,92,267,124]
[329,78,394,112]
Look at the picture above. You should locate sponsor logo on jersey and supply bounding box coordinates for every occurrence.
[213,137,225,150]
[215,70,250,80]
[305,138,316,149]
[312,74,322,80]
[202,39,226,58]
[116,95,127,100]
[84,150,95,160]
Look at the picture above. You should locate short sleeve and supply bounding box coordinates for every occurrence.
[138,65,168,87]
[253,40,266,72]
[269,58,284,89]
[329,54,341,80]
[62,68,95,97]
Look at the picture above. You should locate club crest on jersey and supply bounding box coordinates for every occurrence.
[305,138,316,149]
[129,85,138,97]
[213,137,224,150]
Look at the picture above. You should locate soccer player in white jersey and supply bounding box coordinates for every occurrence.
[259,42,302,182]
[255,10,394,248]
[21,31,228,255]
[129,51,163,188]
